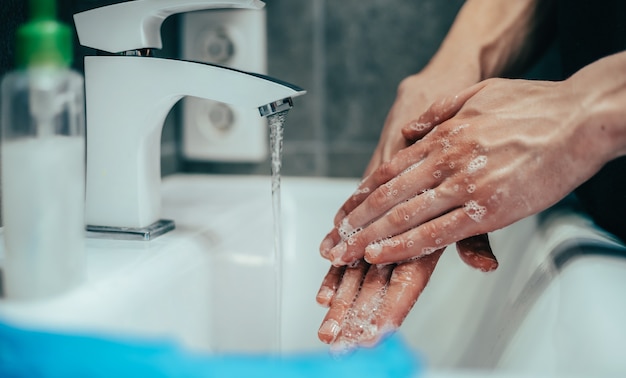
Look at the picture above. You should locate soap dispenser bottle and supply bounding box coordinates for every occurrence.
[1,0,85,299]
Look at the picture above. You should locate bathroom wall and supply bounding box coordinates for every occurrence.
[182,0,468,178]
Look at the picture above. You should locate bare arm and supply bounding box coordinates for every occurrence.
[425,0,556,81]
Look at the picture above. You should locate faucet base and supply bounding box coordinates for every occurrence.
[86,219,175,241]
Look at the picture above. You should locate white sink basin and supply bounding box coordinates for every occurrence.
[1,174,625,376]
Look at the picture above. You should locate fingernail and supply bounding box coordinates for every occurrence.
[329,242,347,266]
[319,319,341,343]
[364,242,383,263]
[316,286,334,307]
[320,236,335,259]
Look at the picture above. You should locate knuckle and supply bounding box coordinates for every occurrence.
[375,161,398,183]
[420,221,442,242]
[368,185,392,209]
[386,205,412,228]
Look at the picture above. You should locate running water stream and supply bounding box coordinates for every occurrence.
[268,111,287,353]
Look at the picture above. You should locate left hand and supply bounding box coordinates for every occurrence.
[316,253,442,350]
[320,77,603,266]
[316,233,495,349]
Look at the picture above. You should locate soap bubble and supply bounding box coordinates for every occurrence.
[467,155,487,173]
[421,246,438,255]
[353,187,370,196]
[330,285,388,355]
[451,123,469,135]
[464,200,487,222]
[408,121,430,132]
[339,218,362,240]
[440,138,451,152]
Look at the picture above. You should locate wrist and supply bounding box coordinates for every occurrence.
[566,52,626,162]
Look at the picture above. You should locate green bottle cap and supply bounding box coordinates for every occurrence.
[16,0,73,68]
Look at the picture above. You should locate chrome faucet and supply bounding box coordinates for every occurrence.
[73,0,305,240]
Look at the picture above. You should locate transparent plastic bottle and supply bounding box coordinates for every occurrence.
[1,0,85,299]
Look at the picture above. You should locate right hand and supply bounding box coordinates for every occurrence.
[321,72,496,270]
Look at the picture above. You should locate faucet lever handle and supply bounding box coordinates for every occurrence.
[74,0,265,54]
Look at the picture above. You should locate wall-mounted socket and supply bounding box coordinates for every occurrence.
[181,9,268,162]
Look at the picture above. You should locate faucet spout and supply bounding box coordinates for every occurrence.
[84,56,305,231]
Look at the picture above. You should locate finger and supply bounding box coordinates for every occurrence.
[378,250,443,331]
[456,233,498,272]
[319,228,342,260]
[402,82,487,141]
[328,186,455,266]
[332,143,431,226]
[316,265,345,307]
[318,260,369,344]
[328,156,444,259]
[332,177,374,226]
[322,149,435,261]
[335,251,443,349]
[364,206,486,264]
[331,264,394,351]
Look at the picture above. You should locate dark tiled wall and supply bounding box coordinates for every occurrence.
[270,0,467,178]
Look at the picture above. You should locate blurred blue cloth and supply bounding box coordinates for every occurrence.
[0,320,421,377]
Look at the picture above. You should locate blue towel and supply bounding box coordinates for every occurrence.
[0,320,421,377]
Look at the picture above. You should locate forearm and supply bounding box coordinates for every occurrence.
[423,0,556,82]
